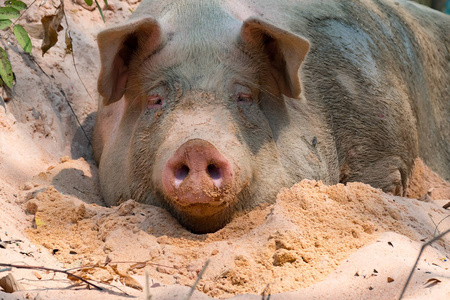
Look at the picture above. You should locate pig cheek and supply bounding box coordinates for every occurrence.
[236,106,261,130]
[130,120,166,190]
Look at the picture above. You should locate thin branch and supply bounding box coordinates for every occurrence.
[59,86,92,145]
[105,260,178,269]
[433,215,450,237]
[58,0,92,145]
[184,259,210,300]
[64,260,177,273]
[261,283,271,300]
[145,271,152,300]
[398,228,450,300]
[0,263,103,291]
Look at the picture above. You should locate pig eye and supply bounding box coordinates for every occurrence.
[236,93,253,105]
[233,83,253,105]
[147,94,163,110]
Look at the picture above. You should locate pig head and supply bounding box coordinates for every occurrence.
[93,12,327,233]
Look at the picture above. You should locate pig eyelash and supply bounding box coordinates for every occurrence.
[147,94,163,110]
[236,92,253,104]
[244,82,279,105]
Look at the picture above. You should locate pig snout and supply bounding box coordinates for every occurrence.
[162,139,234,215]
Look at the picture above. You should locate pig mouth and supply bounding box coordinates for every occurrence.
[170,179,235,215]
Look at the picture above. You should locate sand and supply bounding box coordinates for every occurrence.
[0,0,449,299]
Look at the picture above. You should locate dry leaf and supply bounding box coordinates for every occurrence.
[41,3,64,56]
[426,277,442,284]
[130,262,147,270]
[22,24,44,39]
[431,263,442,267]
[0,273,24,293]
[33,271,42,280]
[65,30,72,54]
[66,261,115,284]
[67,267,96,284]
[34,216,45,228]
[120,274,143,291]
[111,264,143,291]
[418,189,434,202]
[67,273,81,283]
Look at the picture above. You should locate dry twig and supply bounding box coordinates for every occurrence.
[0,263,103,291]
[184,259,210,300]
[398,228,450,300]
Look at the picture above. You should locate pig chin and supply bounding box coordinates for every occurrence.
[167,197,239,234]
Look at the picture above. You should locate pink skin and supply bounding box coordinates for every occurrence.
[162,139,234,211]
[147,94,163,109]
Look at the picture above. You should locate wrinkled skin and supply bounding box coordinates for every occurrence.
[94,0,450,233]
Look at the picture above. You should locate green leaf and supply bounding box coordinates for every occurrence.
[94,0,105,22]
[103,0,108,6]
[0,7,20,20]
[0,47,14,88]
[13,25,32,54]
[0,19,12,30]
[5,0,27,11]
[84,0,93,6]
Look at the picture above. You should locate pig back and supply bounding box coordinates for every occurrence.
[275,0,450,182]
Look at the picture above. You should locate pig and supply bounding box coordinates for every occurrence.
[94,0,450,233]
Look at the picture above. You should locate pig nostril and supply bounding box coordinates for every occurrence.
[207,164,223,188]
[174,164,189,188]
[175,164,190,180]
[207,164,222,180]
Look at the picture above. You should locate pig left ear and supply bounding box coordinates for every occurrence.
[97,17,162,105]
[241,18,310,99]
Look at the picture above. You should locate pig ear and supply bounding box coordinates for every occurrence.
[241,18,310,99]
[97,17,162,105]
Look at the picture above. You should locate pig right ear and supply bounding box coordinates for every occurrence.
[97,17,162,105]
[241,18,310,99]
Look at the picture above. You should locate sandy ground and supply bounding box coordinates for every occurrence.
[1,1,449,299]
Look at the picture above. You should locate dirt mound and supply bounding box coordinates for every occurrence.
[21,158,449,298]
[407,158,450,200]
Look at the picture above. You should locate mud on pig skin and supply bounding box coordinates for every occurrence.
[93,0,450,233]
